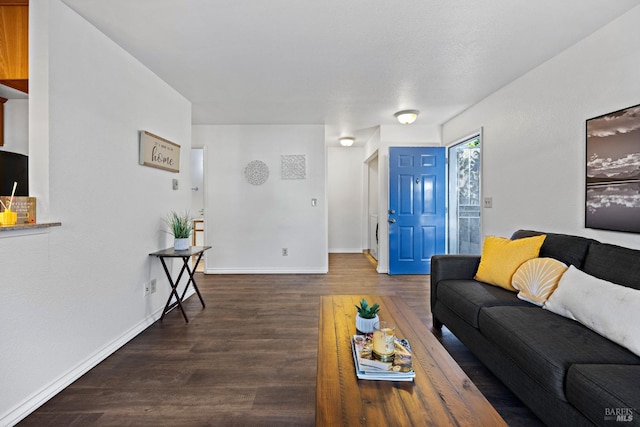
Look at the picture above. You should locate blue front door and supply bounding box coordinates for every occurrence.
[388,147,446,274]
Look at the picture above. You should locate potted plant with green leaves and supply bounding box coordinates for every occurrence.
[165,211,193,251]
[355,298,380,334]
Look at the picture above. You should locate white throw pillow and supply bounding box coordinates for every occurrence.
[544,265,640,357]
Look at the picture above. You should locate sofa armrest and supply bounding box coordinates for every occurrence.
[430,255,481,316]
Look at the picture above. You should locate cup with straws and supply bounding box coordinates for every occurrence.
[0,182,19,226]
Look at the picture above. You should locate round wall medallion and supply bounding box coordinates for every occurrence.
[244,160,270,185]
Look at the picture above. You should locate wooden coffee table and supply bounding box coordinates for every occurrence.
[316,295,507,426]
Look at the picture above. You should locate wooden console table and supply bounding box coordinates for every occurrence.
[149,246,211,323]
[316,295,506,426]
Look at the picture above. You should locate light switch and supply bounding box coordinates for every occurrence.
[172,179,179,190]
[311,198,318,207]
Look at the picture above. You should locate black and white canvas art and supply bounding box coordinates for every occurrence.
[586,103,640,233]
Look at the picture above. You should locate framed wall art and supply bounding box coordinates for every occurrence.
[585,103,640,233]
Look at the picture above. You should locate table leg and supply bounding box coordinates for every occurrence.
[178,253,206,308]
[159,257,190,323]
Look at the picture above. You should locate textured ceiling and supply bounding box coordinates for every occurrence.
[61,0,640,144]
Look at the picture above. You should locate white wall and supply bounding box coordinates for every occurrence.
[442,5,640,250]
[1,99,29,155]
[0,1,192,425]
[328,146,364,253]
[192,125,327,273]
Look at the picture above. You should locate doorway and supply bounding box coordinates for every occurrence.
[366,152,379,262]
[388,147,446,274]
[191,148,205,271]
[447,133,482,255]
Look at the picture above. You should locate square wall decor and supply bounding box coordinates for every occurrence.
[281,154,306,180]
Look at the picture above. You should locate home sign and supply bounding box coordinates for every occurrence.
[139,130,180,173]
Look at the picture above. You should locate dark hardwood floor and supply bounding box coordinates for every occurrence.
[20,254,543,426]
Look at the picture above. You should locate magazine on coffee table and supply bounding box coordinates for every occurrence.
[351,335,415,381]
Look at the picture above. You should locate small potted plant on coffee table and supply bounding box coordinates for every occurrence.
[355,298,380,334]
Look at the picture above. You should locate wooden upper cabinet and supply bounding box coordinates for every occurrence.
[0,1,29,93]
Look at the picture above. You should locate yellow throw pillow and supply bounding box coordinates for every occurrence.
[474,235,546,291]
[512,257,568,306]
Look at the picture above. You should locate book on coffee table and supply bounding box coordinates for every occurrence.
[351,335,415,381]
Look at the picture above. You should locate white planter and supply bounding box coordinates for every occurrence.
[355,314,380,334]
[174,237,190,251]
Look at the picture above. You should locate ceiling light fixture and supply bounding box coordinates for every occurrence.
[339,137,355,147]
[394,109,420,125]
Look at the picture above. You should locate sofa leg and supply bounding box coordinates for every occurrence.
[433,317,443,330]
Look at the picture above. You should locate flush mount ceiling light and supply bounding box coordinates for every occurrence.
[394,109,420,125]
[339,137,355,147]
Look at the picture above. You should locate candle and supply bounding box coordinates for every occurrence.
[372,322,395,356]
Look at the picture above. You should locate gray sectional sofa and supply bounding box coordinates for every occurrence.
[431,230,640,426]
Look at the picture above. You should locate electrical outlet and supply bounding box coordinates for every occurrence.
[150,278,157,294]
[483,197,493,208]
[143,281,150,297]
[282,248,288,256]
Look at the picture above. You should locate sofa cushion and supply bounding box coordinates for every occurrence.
[479,306,640,401]
[583,242,640,291]
[511,230,597,269]
[475,235,546,291]
[566,364,640,425]
[436,280,530,328]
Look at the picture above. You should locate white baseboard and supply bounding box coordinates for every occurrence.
[328,248,363,253]
[1,289,195,427]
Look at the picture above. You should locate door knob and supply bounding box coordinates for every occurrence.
[388,218,396,223]
[388,209,395,214]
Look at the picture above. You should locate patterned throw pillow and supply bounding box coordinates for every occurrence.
[512,258,568,306]
[474,235,546,291]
